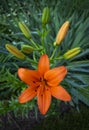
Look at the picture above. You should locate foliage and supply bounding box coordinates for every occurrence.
[0,0,89,117]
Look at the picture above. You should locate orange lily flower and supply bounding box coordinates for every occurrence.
[18,54,71,115]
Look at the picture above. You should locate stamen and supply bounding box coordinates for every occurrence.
[46,88,49,91]
[33,81,36,83]
[35,89,37,92]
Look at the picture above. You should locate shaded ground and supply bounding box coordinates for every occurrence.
[0,110,44,130]
[0,102,71,130]
[0,102,89,130]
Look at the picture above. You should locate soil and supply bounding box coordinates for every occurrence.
[0,102,72,130]
[0,110,45,130]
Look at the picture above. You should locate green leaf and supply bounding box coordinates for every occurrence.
[71,88,89,106]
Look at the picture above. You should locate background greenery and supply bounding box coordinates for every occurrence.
[0,0,89,121]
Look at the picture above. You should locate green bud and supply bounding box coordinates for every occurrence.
[42,7,50,25]
[63,47,81,59]
[21,45,34,54]
[6,44,26,60]
[18,22,31,39]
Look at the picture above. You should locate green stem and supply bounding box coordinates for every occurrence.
[41,26,47,54]
[30,39,39,49]
[50,56,63,63]
[41,26,45,46]
[26,57,37,65]
[50,46,57,60]
[54,56,63,60]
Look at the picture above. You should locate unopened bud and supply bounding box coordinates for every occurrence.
[6,44,25,60]
[63,47,81,59]
[55,21,70,45]
[21,45,34,54]
[18,22,31,39]
[42,7,50,25]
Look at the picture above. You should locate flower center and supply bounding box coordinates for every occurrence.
[40,78,49,93]
[33,78,49,93]
[40,78,47,87]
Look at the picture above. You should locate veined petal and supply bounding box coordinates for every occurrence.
[37,86,51,115]
[18,68,41,86]
[44,66,67,86]
[38,54,50,77]
[51,86,71,101]
[18,86,37,103]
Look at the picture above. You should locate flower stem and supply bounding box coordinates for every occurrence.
[50,46,57,60]
[50,56,63,63]
[30,39,39,49]
[41,26,47,54]
[26,57,37,65]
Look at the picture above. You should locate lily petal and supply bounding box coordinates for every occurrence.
[19,86,37,103]
[18,68,41,86]
[37,86,51,115]
[51,86,71,101]
[38,54,50,77]
[44,66,67,86]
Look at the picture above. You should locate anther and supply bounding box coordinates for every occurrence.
[33,81,36,83]
[40,77,41,80]
[35,89,37,92]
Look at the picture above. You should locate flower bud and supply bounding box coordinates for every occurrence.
[21,45,34,54]
[42,7,50,25]
[63,47,81,59]
[6,44,26,60]
[18,22,31,39]
[55,21,70,46]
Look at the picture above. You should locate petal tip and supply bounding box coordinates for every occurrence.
[38,54,50,76]
[66,95,72,101]
[18,68,24,76]
[18,96,25,104]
